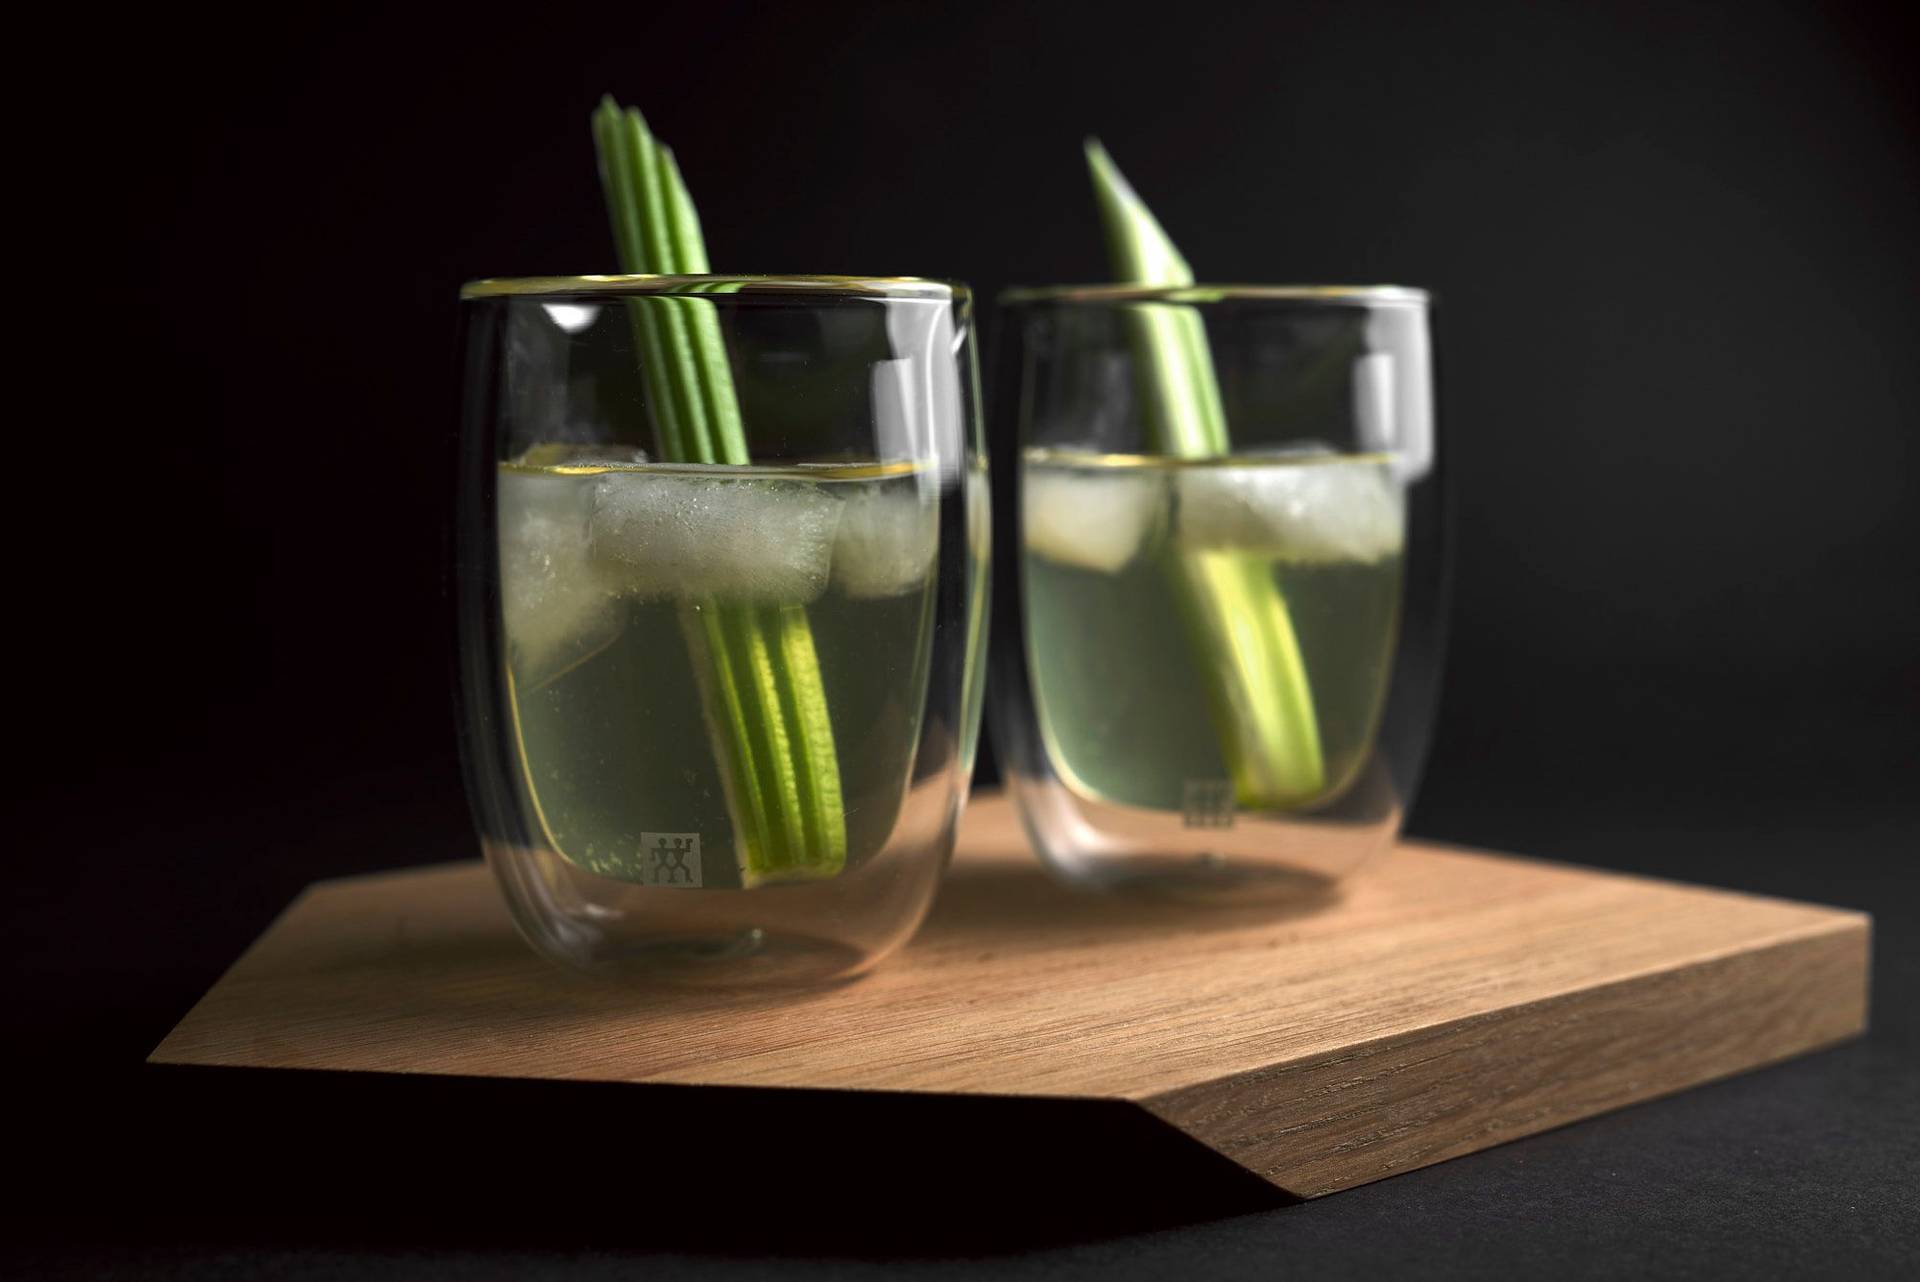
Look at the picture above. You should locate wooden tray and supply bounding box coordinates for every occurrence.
[150,793,1869,1199]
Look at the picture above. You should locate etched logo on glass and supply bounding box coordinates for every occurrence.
[642,833,703,888]
[1182,780,1235,829]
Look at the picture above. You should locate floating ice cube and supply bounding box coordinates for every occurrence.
[1023,465,1166,573]
[498,469,620,676]
[591,470,842,604]
[1176,455,1404,564]
[513,442,649,468]
[831,479,939,598]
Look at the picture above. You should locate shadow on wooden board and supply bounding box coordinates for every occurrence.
[119,1064,1290,1256]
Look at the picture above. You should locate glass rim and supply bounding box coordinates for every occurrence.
[998,283,1429,306]
[460,274,965,301]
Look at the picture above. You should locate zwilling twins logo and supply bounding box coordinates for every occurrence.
[641,833,703,887]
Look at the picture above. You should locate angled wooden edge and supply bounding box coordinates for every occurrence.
[142,791,1875,1203]
[1138,913,1870,1197]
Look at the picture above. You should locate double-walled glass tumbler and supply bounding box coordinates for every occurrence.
[456,276,988,982]
[992,286,1444,894]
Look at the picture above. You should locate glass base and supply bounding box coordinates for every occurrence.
[1080,855,1347,905]
[560,928,876,987]
[481,782,957,986]
[1007,760,1401,900]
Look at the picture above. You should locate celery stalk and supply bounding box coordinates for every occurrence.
[592,98,846,882]
[1084,140,1325,807]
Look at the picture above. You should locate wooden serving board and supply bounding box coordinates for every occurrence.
[151,793,1870,1199]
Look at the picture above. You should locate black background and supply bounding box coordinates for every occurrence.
[12,0,1918,1276]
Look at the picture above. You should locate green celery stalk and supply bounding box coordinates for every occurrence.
[1084,140,1325,807]
[592,98,846,883]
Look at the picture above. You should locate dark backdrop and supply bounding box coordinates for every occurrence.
[57,0,1919,818]
[15,0,1918,1275]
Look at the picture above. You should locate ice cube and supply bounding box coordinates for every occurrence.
[513,442,649,469]
[1176,457,1404,564]
[591,470,842,604]
[1023,465,1166,573]
[498,469,620,676]
[831,479,939,599]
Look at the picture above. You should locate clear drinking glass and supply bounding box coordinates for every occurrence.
[991,286,1444,895]
[455,276,989,982]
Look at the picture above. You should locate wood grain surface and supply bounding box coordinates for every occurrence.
[151,792,1871,1197]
